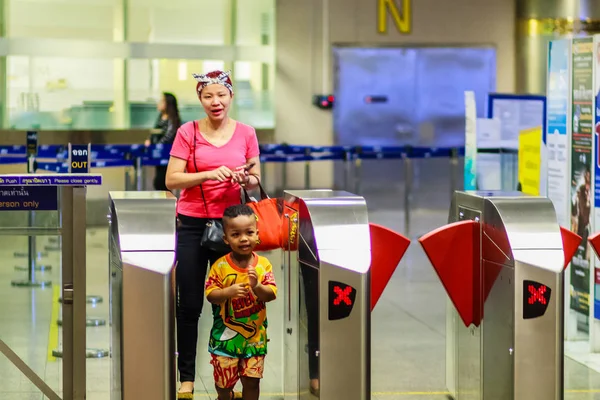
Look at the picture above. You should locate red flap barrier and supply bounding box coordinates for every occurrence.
[418,220,479,327]
[561,227,581,270]
[588,231,600,261]
[369,223,411,311]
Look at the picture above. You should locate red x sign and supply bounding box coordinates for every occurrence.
[333,285,353,306]
[528,284,548,305]
[523,280,552,320]
[328,281,356,320]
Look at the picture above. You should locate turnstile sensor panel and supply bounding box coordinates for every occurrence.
[458,206,481,223]
[523,280,552,320]
[328,280,357,320]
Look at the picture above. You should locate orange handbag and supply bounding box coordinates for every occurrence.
[242,181,284,252]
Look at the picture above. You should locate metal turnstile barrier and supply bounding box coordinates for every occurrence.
[283,190,371,400]
[418,191,581,400]
[109,191,177,400]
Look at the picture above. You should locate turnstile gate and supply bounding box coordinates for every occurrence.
[418,191,580,400]
[109,191,177,400]
[283,190,371,400]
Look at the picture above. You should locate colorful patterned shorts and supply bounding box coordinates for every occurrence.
[210,354,265,389]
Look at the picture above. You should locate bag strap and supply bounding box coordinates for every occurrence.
[192,120,209,215]
[242,174,268,203]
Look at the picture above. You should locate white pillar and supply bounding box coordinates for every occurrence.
[0,0,9,128]
[112,0,129,129]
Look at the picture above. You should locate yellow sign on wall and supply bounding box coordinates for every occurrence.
[378,0,411,34]
[518,126,543,196]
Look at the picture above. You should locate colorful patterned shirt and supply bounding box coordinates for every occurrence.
[205,253,277,358]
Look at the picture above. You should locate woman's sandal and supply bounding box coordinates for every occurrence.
[177,390,194,400]
[309,385,320,397]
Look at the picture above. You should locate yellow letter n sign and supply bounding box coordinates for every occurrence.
[378,0,411,34]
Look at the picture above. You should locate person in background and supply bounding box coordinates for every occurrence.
[145,92,182,190]
[165,70,262,398]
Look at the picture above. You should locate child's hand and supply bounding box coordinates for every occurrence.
[227,283,249,299]
[248,267,258,289]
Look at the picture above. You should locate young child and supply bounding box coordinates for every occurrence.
[205,204,277,400]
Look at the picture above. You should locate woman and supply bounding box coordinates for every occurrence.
[165,70,261,398]
[146,92,182,190]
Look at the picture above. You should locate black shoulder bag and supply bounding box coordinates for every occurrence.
[192,120,230,253]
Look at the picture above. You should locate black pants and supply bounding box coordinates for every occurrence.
[154,166,168,191]
[176,214,228,383]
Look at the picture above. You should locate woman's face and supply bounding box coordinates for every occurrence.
[199,84,232,121]
[157,95,166,113]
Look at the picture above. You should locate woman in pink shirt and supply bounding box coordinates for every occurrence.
[165,70,261,398]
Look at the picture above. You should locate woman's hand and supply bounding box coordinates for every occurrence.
[209,166,234,182]
[232,168,250,186]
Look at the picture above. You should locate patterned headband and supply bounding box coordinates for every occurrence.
[192,71,234,94]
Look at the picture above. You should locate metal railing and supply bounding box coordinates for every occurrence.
[0,143,517,236]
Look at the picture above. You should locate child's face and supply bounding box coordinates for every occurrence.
[223,215,259,256]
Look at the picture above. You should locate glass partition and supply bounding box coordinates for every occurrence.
[0,0,276,130]
[233,61,274,128]
[0,232,63,392]
[127,59,274,130]
[7,56,119,130]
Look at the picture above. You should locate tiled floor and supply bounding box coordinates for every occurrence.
[2,207,600,399]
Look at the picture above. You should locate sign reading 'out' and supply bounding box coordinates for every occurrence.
[69,144,91,174]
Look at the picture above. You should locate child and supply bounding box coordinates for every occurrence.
[205,204,277,400]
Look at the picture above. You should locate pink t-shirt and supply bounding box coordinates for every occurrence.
[170,120,260,219]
